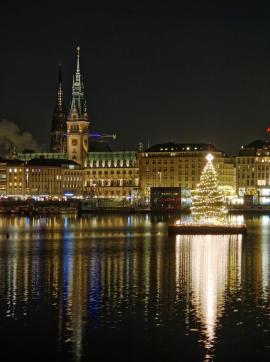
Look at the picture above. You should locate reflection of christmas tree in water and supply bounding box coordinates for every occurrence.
[191,153,227,225]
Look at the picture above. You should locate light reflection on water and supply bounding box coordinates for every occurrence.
[0,214,269,361]
[176,234,242,360]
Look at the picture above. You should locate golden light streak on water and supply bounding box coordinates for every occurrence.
[176,234,242,359]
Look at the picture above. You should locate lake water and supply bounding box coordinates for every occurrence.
[0,213,269,361]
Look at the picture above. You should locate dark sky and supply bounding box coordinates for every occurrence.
[0,0,270,155]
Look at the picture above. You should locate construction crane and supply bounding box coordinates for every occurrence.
[89,133,117,141]
[63,132,117,141]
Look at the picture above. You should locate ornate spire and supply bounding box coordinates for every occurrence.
[68,46,88,121]
[76,46,80,74]
[66,47,90,167]
[56,62,64,108]
[50,61,67,153]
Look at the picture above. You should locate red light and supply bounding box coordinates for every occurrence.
[267,127,270,133]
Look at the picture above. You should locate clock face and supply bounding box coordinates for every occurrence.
[72,139,78,146]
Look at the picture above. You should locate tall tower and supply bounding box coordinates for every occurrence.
[50,63,67,153]
[67,46,89,166]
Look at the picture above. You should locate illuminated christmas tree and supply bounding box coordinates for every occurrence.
[191,153,227,224]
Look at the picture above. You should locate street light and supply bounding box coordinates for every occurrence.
[157,171,162,186]
[92,183,97,197]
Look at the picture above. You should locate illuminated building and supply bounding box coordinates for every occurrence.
[6,159,26,196]
[50,63,67,153]
[236,139,270,204]
[2,49,240,203]
[0,159,7,195]
[6,158,83,197]
[84,151,139,198]
[17,152,66,161]
[66,46,89,167]
[139,142,235,197]
[11,48,139,200]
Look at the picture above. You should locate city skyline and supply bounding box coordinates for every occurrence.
[1,3,270,362]
[1,1,270,155]
[1,44,269,157]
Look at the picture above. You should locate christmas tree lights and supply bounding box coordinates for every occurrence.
[190,153,228,224]
[172,153,246,234]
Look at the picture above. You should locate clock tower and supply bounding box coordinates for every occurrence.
[67,47,89,166]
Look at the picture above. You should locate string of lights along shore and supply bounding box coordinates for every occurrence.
[1,46,270,211]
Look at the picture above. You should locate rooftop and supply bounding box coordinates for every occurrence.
[5,158,26,165]
[26,158,80,167]
[4,158,81,167]
[145,142,222,153]
[238,139,270,156]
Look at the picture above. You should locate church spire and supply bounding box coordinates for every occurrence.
[67,46,90,166]
[76,46,80,74]
[56,62,64,108]
[68,46,88,121]
[74,46,81,87]
[50,61,67,153]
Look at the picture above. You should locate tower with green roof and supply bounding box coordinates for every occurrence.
[66,46,90,166]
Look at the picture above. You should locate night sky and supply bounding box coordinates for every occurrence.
[0,0,270,155]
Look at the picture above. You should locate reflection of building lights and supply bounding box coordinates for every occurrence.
[175,234,242,358]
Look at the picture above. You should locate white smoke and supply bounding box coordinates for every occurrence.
[0,119,41,156]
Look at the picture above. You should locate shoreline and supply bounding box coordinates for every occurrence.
[1,200,270,215]
[1,207,270,215]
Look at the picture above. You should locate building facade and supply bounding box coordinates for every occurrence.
[236,140,270,204]
[18,152,66,161]
[6,159,27,196]
[0,160,7,195]
[139,143,236,198]
[2,48,240,205]
[84,151,139,198]
[5,158,83,197]
[10,48,139,201]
